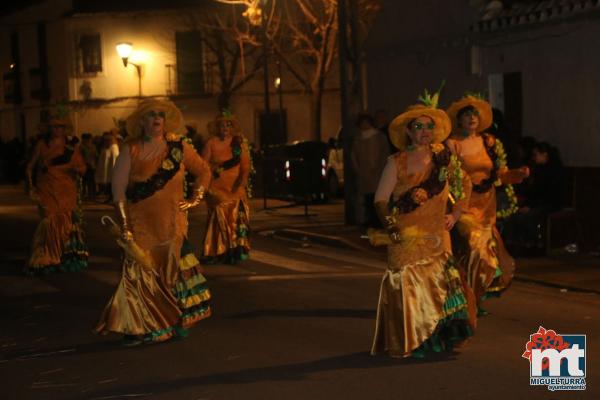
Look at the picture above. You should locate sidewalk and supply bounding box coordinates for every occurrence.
[264,199,600,295]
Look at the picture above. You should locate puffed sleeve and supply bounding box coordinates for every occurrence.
[111,144,131,203]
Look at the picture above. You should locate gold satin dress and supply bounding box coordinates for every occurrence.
[201,135,251,264]
[27,137,88,274]
[449,135,517,304]
[96,139,212,342]
[371,152,475,358]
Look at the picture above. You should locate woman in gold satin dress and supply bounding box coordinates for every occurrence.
[446,96,529,313]
[25,114,88,274]
[371,93,476,358]
[95,99,212,345]
[201,111,251,264]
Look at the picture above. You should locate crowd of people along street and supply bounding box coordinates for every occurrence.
[3,88,568,356]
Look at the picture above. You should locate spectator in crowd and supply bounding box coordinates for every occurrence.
[80,133,98,200]
[95,131,119,202]
[503,141,567,254]
[351,113,390,229]
[375,108,393,153]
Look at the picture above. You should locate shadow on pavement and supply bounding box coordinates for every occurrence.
[65,350,458,400]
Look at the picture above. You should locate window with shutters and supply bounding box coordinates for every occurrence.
[175,31,205,95]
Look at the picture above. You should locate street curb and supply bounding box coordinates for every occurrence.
[513,276,600,295]
[272,229,367,252]
[272,228,600,295]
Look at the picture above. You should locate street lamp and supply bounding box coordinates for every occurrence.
[274,58,285,143]
[116,42,142,97]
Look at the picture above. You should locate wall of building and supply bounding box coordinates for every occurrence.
[0,5,341,146]
[480,21,600,167]
[365,0,600,167]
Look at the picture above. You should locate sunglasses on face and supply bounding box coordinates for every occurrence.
[220,121,233,128]
[147,110,166,118]
[410,122,435,132]
[462,110,480,118]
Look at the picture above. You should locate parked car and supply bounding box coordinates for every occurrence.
[259,140,329,203]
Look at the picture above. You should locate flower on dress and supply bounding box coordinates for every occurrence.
[438,166,448,182]
[430,143,445,154]
[411,188,429,204]
[171,147,183,162]
[166,133,179,142]
[162,158,175,171]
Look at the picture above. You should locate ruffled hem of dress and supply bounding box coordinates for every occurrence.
[202,246,250,265]
[173,238,212,327]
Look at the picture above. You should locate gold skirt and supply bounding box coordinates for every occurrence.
[202,198,250,263]
[371,252,473,357]
[96,238,211,342]
[454,221,515,304]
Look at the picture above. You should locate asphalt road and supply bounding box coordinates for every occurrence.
[0,194,598,400]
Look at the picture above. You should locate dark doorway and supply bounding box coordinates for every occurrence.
[258,110,287,147]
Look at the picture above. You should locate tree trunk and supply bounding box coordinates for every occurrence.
[218,91,231,112]
[310,88,323,142]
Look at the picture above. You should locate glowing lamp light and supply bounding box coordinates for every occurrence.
[116,42,133,66]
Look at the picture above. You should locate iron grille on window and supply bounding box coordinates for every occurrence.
[79,34,102,74]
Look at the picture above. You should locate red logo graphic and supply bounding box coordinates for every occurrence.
[522,326,570,371]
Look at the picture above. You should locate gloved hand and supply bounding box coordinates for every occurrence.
[179,186,206,212]
[114,201,134,242]
[375,201,400,241]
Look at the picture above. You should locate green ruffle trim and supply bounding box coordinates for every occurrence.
[203,246,249,265]
[412,273,472,357]
[173,282,210,301]
[173,274,207,295]
[181,304,211,321]
[440,292,467,323]
[142,325,189,343]
[413,323,473,357]
[493,266,503,278]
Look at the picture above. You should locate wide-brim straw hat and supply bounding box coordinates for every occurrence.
[446,95,493,133]
[207,112,241,136]
[126,99,183,138]
[388,105,452,151]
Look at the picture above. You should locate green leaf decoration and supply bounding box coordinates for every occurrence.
[464,91,486,100]
[417,80,445,108]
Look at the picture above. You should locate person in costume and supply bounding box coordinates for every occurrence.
[201,110,251,264]
[25,111,88,275]
[95,99,212,345]
[446,95,529,313]
[95,130,119,201]
[370,89,476,358]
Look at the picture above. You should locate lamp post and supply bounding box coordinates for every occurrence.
[274,58,284,143]
[116,42,142,97]
[260,0,271,147]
